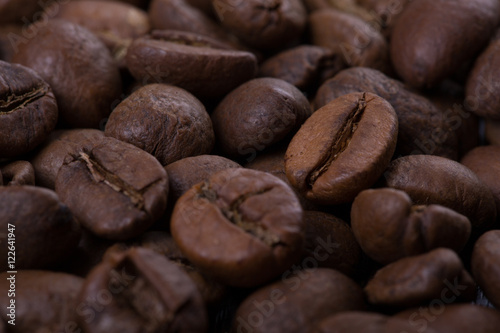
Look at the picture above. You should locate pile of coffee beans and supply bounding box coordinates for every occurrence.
[1,0,500,332]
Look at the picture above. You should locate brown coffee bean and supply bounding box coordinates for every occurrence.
[126,30,257,99]
[384,155,497,228]
[212,0,307,50]
[351,188,471,265]
[312,311,437,333]
[0,186,81,271]
[165,154,241,203]
[309,9,389,71]
[78,247,207,332]
[13,19,122,128]
[364,248,476,307]
[285,92,398,205]
[105,83,214,166]
[211,78,311,158]
[31,129,106,189]
[391,0,500,88]
[396,304,500,333]
[461,146,500,213]
[0,160,35,186]
[471,230,500,308]
[0,60,58,159]
[232,268,366,333]
[258,45,344,91]
[357,0,411,37]
[171,168,304,287]
[0,271,83,331]
[55,137,168,240]
[314,67,459,159]
[303,211,361,276]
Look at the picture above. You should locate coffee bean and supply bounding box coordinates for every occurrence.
[0,186,81,271]
[314,67,459,159]
[384,155,497,228]
[0,271,83,331]
[356,0,412,37]
[471,230,500,308]
[13,19,122,128]
[31,129,106,189]
[285,92,398,205]
[171,168,304,287]
[391,0,500,88]
[232,268,366,333]
[0,60,58,158]
[78,247,207,332]
[351,188,471,264]
[126,30,257,99]
[0,160,35,186]
[55,136,168,240]
[211,78,311,158]
[364,248,476,307]
[105,84,214,166]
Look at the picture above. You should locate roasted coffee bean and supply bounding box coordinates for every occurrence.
[13,19,122,128]
[232,268,366,333]
[356,0,411,37]
[390,0,500,88]
[126,30,257,99]
[55,137,168,240]
[0,186,80,271]
[211,78,311,159]
[396,304,500,333]
[303,211,361,276]
[0,160,35,186]
[384,155,497,228]
[56,1,151,65]
[461,146,500,213]
[471,230,500,308]
[465,29,500,120]
[171,168,304,287]
[351,188,471,264]
[364,248,476,307]
[309,9,389,71]
[165,154,241,203]
[314,67,459,159]
[285,92,398,205]
[312,311,437,333]
[105,84,214,166]
[0,271,83,331]
[0,60,58,159]
[212,0,307,50]
[258,45,344,91]
[31,129,106,189]
[78,247,207,332]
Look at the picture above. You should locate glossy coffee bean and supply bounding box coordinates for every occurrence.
[126,30,257,99]
[31,129,106,189]
[232,268,366,333]
[0,160,35,186]
[13,19,122,128]
[78,247,207,332]
[314,67,460,159]
[211,78,311,158]
[391,0,500,88]
[285,92,398,205]
[0,60,57,158]
[471,230,500,308]
[384,155,497,228]
[105,83,215,166]
[55,137,168,240]
[171,168,304,287]
[0,186,81,271]
[212,0,307,50]
[351,188,471,264]
[364,248,476,307]
[0,271,83,331]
